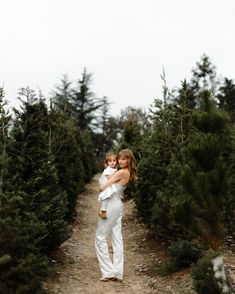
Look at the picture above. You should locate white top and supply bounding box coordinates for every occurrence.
[98,166,117,201]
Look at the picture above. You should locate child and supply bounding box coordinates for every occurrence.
[98,152,118,219]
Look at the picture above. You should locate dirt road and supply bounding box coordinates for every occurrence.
[44,174,194,294]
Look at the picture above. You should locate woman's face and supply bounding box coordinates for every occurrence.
[118,156,129,168]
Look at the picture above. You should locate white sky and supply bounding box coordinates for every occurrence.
[1,0,235,116]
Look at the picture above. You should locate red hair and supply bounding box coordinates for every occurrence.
[118,149,137,181]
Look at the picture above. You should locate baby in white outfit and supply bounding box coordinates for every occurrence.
[98,152,118,219]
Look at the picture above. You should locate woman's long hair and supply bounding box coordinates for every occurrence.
[118,149,137,182]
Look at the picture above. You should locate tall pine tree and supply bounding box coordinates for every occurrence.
[8,91,68,251]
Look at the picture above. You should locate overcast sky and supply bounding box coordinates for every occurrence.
[1,0,235,116]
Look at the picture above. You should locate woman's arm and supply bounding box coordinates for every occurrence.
[100,170,127,191]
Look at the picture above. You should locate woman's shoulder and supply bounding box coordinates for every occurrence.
[116,169,130,177]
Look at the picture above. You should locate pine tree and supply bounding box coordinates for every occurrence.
[0,88,11,193]
[0,88,48,293]
[51,73,73,116]
[92,96,116,159]
[134,97,177,231]
[191,54,219,96]
[217,78,235,123]
[80,129,98,182]
[8,91,68,251]
[0,191,48,294]
[118,106,150,160]
[134,79,194,239]
[178,90,231,248]
[70,68,102,130]
[50,107,85,219]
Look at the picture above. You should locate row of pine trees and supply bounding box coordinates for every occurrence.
[0,72,100,293]
[1,54,235,293]
[121,55,235,248]
[121,55,235,291]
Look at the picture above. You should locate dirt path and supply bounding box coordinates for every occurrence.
[44,174,194,294]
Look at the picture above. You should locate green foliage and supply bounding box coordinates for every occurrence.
[8,99,68,251]
[218,78,235,124]
[118,106,150,161]
[168,239,203,268]
[50,110,85,219]
[191,250,221,294]
[80,130,98,182]
[156,259,178,276]
[51,73,73,115]
[191,54,219,96]
[179,91,232,247]
[133,59,235,248]
[0,191,48,294]
[70,68,102,131]
[134,94,190,238]
[94,96,119,158]
[156,239,203,276]
[0,84,99,292]
[0,88,11,192]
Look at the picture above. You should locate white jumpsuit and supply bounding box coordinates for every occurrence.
[95,183,125,280]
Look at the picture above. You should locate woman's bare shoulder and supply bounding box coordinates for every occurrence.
[117,169,130,180]
[117,169,129,175]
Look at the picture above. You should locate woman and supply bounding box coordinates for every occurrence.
[95,149,137,282]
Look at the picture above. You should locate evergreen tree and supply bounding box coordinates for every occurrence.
[0,88,11,193]
[92,96,117,160]
[134,79,194,239]
[80,129,98,182]
[191,54,219,97]
[50,107,85,219]
[70,68,102,130]
[8,91,68,251]
[177,79,197,110]
[0,89,48,293]
[217,78,235,123]
[118,106,150,161]
[178,90,231,248]
[51,73,73,115]
[0,191,48,294]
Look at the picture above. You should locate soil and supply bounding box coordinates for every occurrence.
[43,174,195,294]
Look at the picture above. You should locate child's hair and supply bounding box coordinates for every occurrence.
[104,151,118,167]
[118,149,137,181]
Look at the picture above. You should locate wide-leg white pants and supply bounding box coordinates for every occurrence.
[95,195,124,279]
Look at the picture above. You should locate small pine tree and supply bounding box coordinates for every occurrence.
[178,90,231,248]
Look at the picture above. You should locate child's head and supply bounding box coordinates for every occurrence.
[104,151,118,169]
[118,149,137,181]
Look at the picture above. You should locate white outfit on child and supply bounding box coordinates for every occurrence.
[95,183,126,280]
[98,166,117,212]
